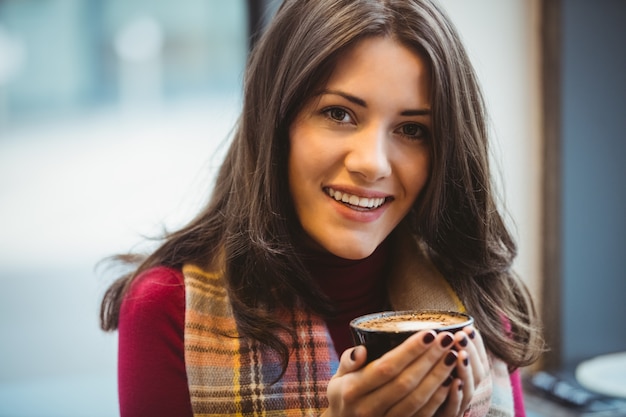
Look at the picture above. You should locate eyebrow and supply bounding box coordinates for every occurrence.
[320,89,431,116]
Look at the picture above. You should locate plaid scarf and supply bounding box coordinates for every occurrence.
[183,233,513,417]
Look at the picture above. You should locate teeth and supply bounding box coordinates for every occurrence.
[327,188,386,209]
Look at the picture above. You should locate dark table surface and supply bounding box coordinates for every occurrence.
[523,370,626,417]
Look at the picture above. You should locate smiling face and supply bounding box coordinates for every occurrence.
[288,36,432,259]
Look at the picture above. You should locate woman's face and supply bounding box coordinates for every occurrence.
[288,36,432,259]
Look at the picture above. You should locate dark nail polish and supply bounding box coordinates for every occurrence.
[441,334,454,347]
[445,351,457,366]
[459,335,468,347]
[423,332,435,344]
[350,348,356,361]
[468,329,476,339]
[442,376,453,387]
[463,357,469,366]
[458,382,464,391]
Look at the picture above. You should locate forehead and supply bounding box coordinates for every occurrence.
[321,36,431,107]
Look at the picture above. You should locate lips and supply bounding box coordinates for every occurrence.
[325,187,390,209]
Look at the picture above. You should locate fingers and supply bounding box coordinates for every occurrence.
[358,330,441,393]
[409,378,457,417]
[378,332,459,417]
[328,328,485,417]
[326,346,369,417]
[433,378,464,417]
[328,330,444,417]
[333,345,367,379]
[463,326,489,367]
[450,326,489,414]
[456,326,488,386]
[451,349,473,413]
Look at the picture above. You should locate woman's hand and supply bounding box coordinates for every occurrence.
[323,330,465,417]
[323,326,491,417]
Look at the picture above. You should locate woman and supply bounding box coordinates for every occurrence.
[100,1,544,416]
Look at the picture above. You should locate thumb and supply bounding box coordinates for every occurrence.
[335,345,367,377]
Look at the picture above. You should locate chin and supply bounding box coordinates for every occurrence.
[325,243,377,260]
[300,228,382,260]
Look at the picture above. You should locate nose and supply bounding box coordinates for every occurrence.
[344,125,392,182]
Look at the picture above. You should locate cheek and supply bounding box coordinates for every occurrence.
[287,127,319,206]
[288,137,308,188]
[288,125,331,184]
[401,151,431,199]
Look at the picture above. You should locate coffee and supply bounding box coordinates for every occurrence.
[350,310,473,363]
[354,311,468,333]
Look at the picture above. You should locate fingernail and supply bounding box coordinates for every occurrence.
[463,357,469,366]
[423,332,435,344]
[350,348,357,361]
[441,334,454,347]
[445,351,457,366]
[468,329,476,339]
[459,335,468,347]
[442,376,453,387]
[458,382,464,391]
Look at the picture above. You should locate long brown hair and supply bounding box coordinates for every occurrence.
[101,0,543,371]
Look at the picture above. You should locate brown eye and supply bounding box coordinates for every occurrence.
[402,124,421,136]
[399,123,429,140]
[322,106,355,125]
[328,108,348,122]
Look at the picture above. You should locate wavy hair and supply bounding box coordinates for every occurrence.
[101,0,543,372]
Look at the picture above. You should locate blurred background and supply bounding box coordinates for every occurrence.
[0,0,624,416]
[0,1,255,415]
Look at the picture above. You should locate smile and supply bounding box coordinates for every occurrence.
[325,187,389,209]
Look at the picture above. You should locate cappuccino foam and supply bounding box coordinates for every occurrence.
[355,312,467,332]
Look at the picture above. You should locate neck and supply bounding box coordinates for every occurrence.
[302,239,391,354]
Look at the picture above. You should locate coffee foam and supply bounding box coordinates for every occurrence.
[355,312,467,332]
[379,320,443,331]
